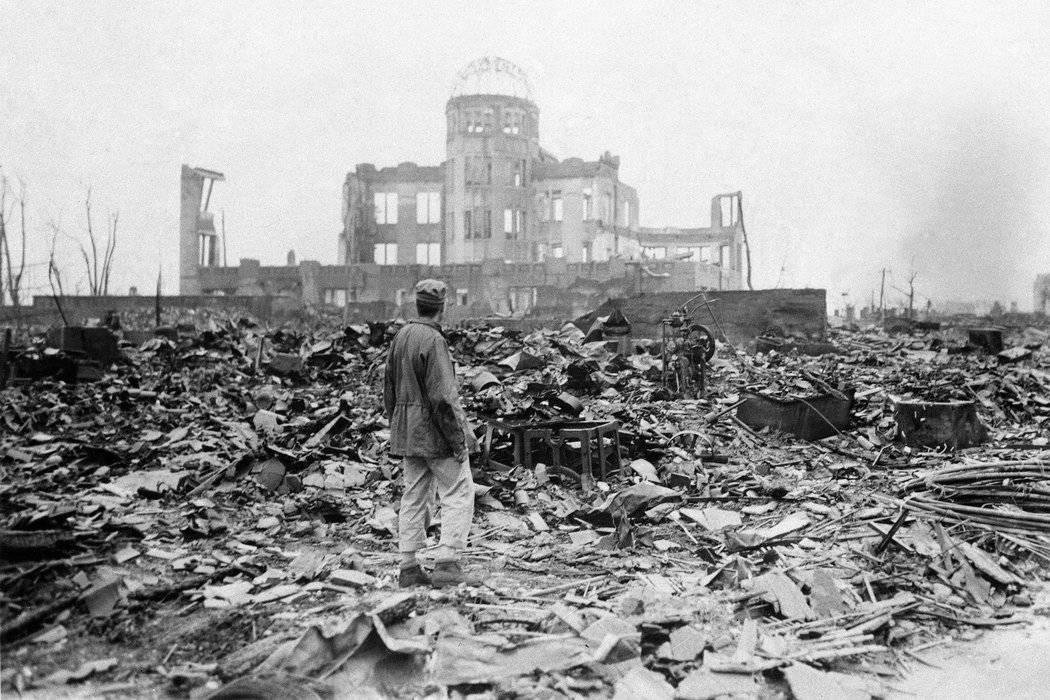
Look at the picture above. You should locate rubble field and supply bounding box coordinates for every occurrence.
[2,313,1050,699]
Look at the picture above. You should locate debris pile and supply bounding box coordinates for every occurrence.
[1,314,1049,697]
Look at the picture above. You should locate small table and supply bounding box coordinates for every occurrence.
[482,419,621,491]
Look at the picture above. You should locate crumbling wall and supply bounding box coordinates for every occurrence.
[19,295,275,328]
[602,288,827,344]
[459,288,827,344]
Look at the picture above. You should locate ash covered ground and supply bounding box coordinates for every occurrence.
[3,313,1050,699]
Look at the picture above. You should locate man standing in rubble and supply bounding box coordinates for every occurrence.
[384,279,475,587]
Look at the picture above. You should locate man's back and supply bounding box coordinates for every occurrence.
[388,279,477,589]
[384,319,466,459]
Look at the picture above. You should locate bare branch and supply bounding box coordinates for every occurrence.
[14,180,27,305]
[0,176,8,305]
[101,211,118,295]
[77,237,94,295]
[85,188,100,295]
[47,223,68,325]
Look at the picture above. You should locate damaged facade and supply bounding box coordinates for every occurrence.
[181,58,747,317]
[178,165,225,296]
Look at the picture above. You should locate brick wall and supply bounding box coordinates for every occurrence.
[591,289,827,344]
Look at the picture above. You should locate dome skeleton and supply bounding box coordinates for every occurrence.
[450,57,533,100]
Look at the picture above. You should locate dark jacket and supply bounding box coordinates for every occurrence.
[383,319,472,458]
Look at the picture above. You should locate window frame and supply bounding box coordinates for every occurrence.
[415,242,440,265]
[374,191,398,225]
[374,242,398,265]
[415,191,441,224]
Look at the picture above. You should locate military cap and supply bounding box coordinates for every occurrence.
[414,278,447,306]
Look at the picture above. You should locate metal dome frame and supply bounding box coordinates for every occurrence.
[450,57,533,100]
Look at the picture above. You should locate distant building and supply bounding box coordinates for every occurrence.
[181,58,748,317]
[1035,274,1050,315]
[179,165,225,295]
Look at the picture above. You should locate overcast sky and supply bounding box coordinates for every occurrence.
[2,1,1048,309]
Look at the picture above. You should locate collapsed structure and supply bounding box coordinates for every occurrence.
[180,58,750,320]
[3,306,1050,696]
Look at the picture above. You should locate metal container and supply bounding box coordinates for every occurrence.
[891,396,988,449]
[736,389,854,440]
[967,328,1004,354]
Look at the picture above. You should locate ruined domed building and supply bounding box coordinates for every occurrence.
[185,58,748,319]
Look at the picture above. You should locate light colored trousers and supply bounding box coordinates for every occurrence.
[398,456,474,556]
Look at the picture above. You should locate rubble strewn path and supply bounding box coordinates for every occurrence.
[2,315,1049,698]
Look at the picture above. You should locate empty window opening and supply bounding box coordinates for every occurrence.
[465,209,491,239]
[582,188,593,220]
[323,289,347,307]
[416,242,441,265]
[456,288,469,306]
[502,109,523,135]
[552,191,563,222]
[504,208,524,238]
[415,191,441,224]
[719,195,738,227]
[374,192,398,224]
[509,287,536,313]
[467,111,486,134]
[511,159,526,187]
[374,243,398,265]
